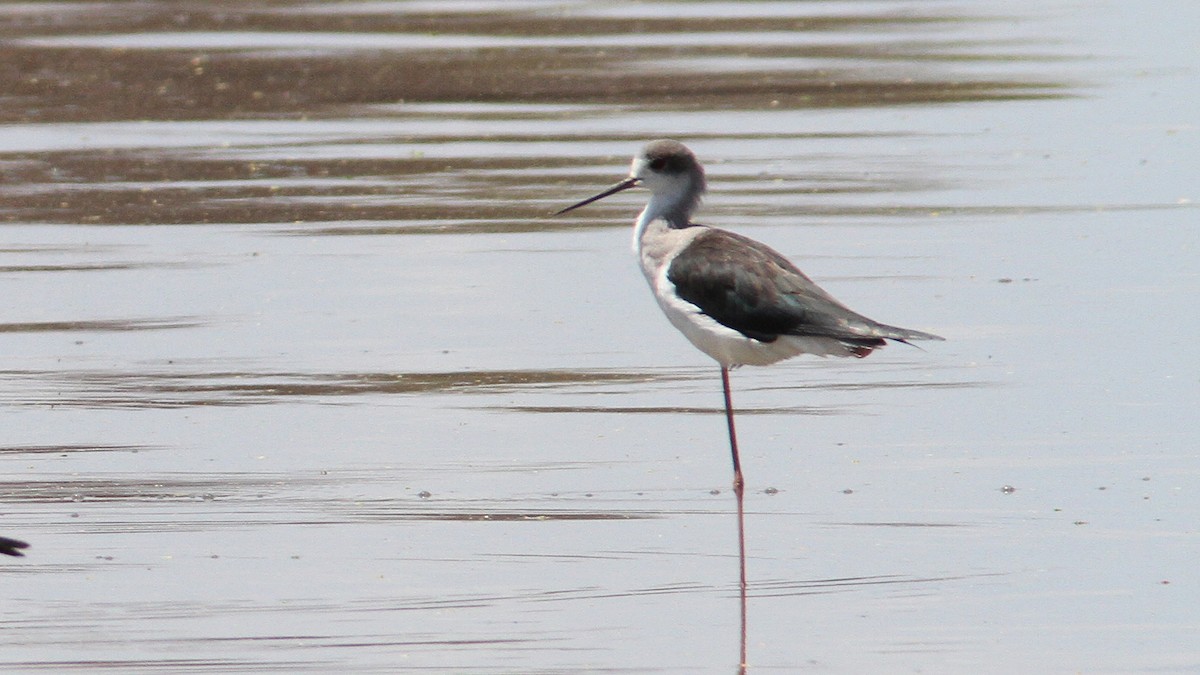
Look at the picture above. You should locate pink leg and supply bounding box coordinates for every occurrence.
[721,367,744,494]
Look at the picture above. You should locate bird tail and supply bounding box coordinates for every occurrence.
[873,323,944,343]
[839,325,941,358]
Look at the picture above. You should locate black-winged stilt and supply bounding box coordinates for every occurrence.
[556,140,942,492]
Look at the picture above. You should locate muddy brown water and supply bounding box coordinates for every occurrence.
[1,2,1197,673]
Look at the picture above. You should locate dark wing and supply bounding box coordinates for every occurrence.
[667,228,941,345]
[0,536,29,557]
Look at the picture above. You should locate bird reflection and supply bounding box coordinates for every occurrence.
[736,488,748,673]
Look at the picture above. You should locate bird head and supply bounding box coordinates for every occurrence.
[555,139,706,227]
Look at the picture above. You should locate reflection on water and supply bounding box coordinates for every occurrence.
[0,444,151,455]
[0,2,1069,229]
[0,318,202,333]
[0,367,683,408]
[0,366,973,409]
[0,4,1065,123]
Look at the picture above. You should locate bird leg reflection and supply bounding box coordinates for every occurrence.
[736,480,748,673]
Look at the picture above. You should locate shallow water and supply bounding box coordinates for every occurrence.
[1,2,1197,673]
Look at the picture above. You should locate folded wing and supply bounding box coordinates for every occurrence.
[667,228,942,348]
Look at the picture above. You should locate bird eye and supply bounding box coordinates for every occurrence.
[648,158,667,171]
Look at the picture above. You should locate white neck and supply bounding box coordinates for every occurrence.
[632,205,652,254]
[632,190,686,253]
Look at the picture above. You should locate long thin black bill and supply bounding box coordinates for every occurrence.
[553,177,640,216]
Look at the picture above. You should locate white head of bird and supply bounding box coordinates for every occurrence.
[629,140,707,228]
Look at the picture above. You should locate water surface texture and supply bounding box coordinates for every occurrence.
[1,2,1197,673]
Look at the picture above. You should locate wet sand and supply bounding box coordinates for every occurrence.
[1,2,1197,673]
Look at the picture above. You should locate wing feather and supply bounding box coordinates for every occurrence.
[666,229,939,345]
